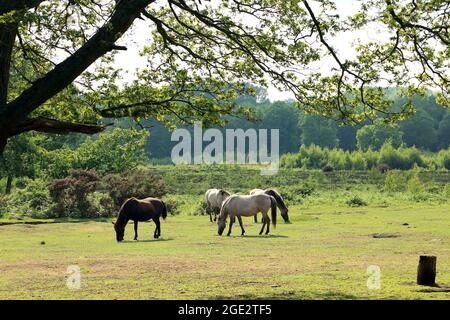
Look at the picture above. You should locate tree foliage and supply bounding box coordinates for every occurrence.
[75,128,149,174]
[356,124,403,151]
[0,0,448,154]
[299,114,338,148]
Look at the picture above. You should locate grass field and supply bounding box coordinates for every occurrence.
[1,202,449,300]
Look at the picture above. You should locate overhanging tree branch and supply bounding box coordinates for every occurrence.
[385,0,449,46]
[11,116,109,136]
[0,0,154,128]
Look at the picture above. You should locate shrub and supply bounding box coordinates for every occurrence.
[5,179,52,218]
[48,169,100,217]
[442,184,450,198]
[442,153,450,170]
[406,167,425,195]
[281,186,313,205]
[364,149,380,169]
[384,170,408,192]
[163,197,181,216]
[86,192,116,217]
[280,143,438,170]
[379,143,407,169]
[377,163,392,173]
[0,194,7,217]
[322,165,334,172]
[190,200,209,216]
[346,196,368,207]
[102,171,168,208]
[351,152,367,170]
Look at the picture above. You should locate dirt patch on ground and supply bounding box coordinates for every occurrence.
[372,233,401,238]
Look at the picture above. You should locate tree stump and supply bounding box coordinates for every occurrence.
[417,255,436,286]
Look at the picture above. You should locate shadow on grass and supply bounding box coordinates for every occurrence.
[227,234,289,238]
[0,217,112,226]
[417,283,450,293]
[208,290,360,300]
[120,238,175,243]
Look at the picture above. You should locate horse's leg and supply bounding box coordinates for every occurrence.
[237,216,245,236]
[227,216,235,236]
[134,221,138,240]
[254,214,258,223]
[265,217,270,235]
[157,218,161,238]
[214,208,218,222]
[259,216,266,235]
[153,216,160,239]
[209,211,213,223]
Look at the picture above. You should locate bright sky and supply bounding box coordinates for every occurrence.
[113,0,377,102]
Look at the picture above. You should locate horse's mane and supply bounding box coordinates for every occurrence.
[117,197,138,223]
[219,189,231,197]
[264,189,287,210]
[218,194,234,218]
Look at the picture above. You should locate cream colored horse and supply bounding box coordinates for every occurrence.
[249,188,289,223]
[205,188,231,222]
[218,194,278,236]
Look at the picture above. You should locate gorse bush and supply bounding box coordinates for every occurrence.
[190,200,209,216]
[163,196,181,216]
[384,170,409,193]
[280,185,315,206]
[406,171,425,195]
[346,196,368,207]
[383,166,425,196]
[87,192,116,217]
[4,179,52,218]
[0,194,8,217]
[102,171,168,209]
[281,142,448,171]
[439,150,450,170]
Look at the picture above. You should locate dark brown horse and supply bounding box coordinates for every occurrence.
[113,197,167,242]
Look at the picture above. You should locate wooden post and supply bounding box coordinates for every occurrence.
[417,255,436,286]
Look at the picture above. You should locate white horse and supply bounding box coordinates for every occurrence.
[205,188,231,222]
[249,188,289,223]
[218,194,286,236]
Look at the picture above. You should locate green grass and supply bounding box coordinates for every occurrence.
[0,203,449,299]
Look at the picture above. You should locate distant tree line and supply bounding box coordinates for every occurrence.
[143,90,450,159]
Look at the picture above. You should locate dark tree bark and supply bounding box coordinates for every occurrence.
[0,22,17,107]
[5,175,12,194]
[417,255,437,286]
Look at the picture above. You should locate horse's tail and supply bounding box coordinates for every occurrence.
[270,196,277,228]
[161,200,167,220]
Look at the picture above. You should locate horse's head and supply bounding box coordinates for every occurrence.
[266,189,289,223]
[112,221,124,242]
[217,216,226,236]
[280,208,289,223]
[218,189,230,203]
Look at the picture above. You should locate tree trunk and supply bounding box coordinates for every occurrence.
[0,22,17,107]
[0,134,6,155]
[417,255,437,286]
[5,175,12,194]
